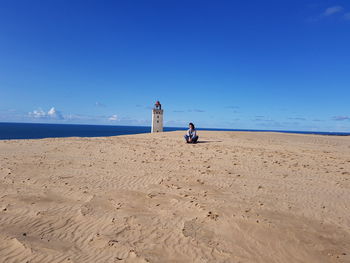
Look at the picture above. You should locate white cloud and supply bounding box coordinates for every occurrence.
[29,108,46,119]
[310,6,348,22]
[333,116,350,121]
[95,102,106,107]
[323,6,344,16]
[47,107,63,119]
[108,114,118,121]
[29,107,63,120]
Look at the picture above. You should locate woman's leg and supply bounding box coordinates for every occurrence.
[192,136,199,143]
[184,135,190,142]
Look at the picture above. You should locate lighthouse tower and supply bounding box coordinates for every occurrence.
[151,101,163,133]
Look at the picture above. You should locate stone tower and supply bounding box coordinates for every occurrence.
[151,101,163,133]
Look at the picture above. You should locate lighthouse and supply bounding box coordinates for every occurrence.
[151,101,163,133]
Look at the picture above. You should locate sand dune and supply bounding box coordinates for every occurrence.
[0,131,350,263]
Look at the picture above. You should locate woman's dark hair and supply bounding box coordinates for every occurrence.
[189,123,195,129]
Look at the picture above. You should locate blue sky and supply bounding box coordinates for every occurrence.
[0,0,349,131]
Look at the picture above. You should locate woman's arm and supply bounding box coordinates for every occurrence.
[191,130,197,138]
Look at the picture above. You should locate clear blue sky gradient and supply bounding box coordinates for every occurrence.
[1,0,349,131]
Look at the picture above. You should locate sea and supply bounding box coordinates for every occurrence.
[0,122,349,140]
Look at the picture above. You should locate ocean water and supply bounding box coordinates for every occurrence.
[0,122,349,140]
[0,122,182,140]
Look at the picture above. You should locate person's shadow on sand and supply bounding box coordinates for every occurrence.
[195,140,222,144]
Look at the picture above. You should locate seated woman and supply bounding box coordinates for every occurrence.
[184,123,199,143]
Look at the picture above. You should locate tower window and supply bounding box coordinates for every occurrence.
[157,120,159,123]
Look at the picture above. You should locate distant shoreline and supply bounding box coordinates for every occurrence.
[0,122,349,140]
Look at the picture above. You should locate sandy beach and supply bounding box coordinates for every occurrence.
[0,131,349,263]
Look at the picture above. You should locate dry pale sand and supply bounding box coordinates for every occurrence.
[0,131,350,263]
